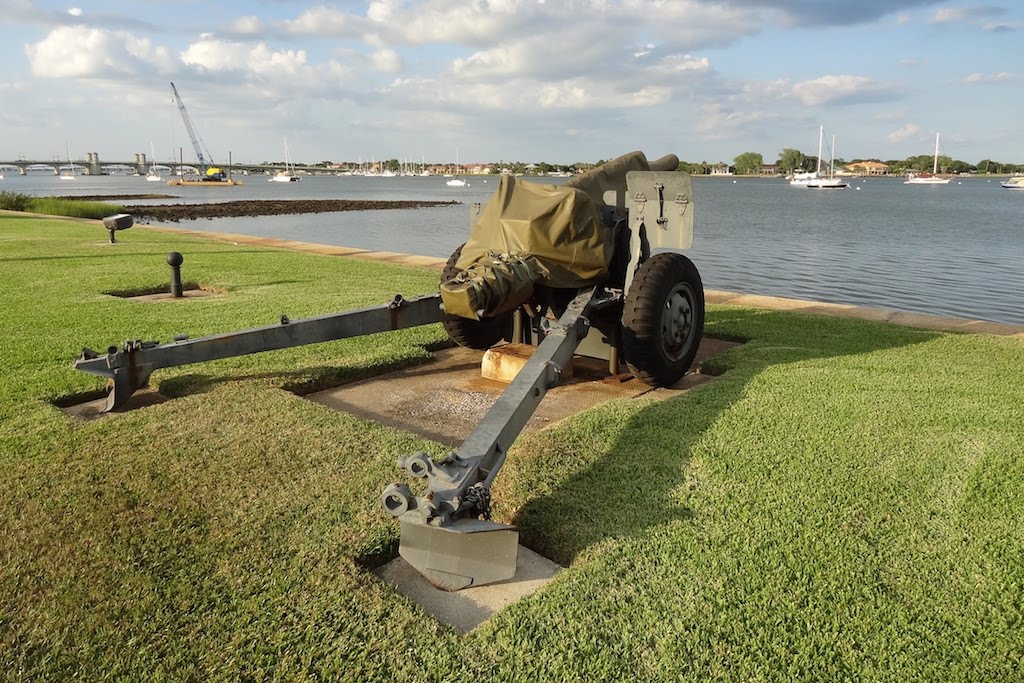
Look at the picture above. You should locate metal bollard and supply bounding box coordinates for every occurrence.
[167,252,184,297]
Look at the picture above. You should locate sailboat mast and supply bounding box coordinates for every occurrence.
[816,126,824,175]
[830,134,836,178]
[933,132,939,174]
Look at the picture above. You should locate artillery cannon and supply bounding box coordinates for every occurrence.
[73,151,704,590]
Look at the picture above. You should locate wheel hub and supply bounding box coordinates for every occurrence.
[661,283,694,360]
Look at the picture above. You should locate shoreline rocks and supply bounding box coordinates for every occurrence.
[123,198,461,221]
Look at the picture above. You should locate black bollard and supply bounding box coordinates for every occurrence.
[167,252,184,298]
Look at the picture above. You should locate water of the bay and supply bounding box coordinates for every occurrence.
[7,172,1023,325]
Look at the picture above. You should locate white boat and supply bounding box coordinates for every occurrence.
[269,137,301,182]
[146,141,162,181]
[789,170,818,186]
[1000,176,1024,190]
[793,126,848,189]
[60,142,76,180]
[445,147,469,187]
[905,132,951,185]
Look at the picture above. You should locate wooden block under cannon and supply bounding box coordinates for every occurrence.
[482,343,574,383]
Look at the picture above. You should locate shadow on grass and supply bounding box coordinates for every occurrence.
[154,340,456,401]
[0,249,273,263]
[508,306,942,566]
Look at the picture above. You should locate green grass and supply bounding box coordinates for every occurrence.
[1,215,1022,681]
[25,197,125,219]
[0,191,123,218]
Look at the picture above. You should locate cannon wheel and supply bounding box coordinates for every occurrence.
[621,252,704,387]
[441,244,511,350]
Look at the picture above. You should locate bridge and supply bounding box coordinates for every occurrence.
[0,157,300,177]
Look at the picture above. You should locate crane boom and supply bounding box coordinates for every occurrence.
[170,82,215,173]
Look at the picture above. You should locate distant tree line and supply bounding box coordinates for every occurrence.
[299,158,586,175]
[678,149,1024,176]
[271,154,1024,176]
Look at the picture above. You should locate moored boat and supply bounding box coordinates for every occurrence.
[793,126,848,189]
[905,132,951,185]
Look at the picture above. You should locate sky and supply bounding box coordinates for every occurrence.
[0,0,1021,167]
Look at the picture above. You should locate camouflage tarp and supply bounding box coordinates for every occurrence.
[441,174,614,319]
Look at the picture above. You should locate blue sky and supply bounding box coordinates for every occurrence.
[0,0,1020,166]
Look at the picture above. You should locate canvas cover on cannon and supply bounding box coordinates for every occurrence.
[440,151,657,320]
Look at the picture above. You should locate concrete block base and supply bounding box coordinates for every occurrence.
[374,545,561,633]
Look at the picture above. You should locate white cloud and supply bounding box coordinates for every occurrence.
[25,26,176,78]
[393,0,535,44]
[452,30,620,81]
[888,123,919,142]
[659,54,712,74]
[981,21,1017,32]
[227,16,264,35]
[873,108,907,122]
[963,71,1018,83]
[367,0,399,22]
[281,6,363,37]
[68,7,83,16]
[695,102,783,140]
[372,49,401,73]
[929,5,1012,30]
[384,72,671,113]
[181,39,309,77]
[739,74,899,107]
[929,7,969,24]
[790,75,897,106]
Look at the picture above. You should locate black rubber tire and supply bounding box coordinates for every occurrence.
[440,244,511,350]
[621,253,704,387]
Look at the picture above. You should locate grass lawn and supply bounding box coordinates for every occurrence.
[1,213,1022,681]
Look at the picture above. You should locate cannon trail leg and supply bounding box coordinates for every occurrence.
[74,294,445,411]
[382,286,614,590]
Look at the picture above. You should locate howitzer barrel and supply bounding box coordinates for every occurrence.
[649,154,680,171]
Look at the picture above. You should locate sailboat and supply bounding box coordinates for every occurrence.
[60,142,76,180]
[807,131,848,189]
[270,138,300,182]
[905,132,951,185]
[792,126,847,188]
[146,142,163,181]
[446,147,468,187]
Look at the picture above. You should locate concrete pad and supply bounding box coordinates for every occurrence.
[307,337,738,447]
[726,293,820,311]
[128,288,215,302]
[703,289,741,305]
[374,545,562,633]
[954,320,1024,336]
[61,387,167,420]
[797,303,897,323]
[887,311,977,331]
